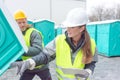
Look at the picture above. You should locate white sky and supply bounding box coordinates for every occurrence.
[87,0,120,14]
[87,0,120,7]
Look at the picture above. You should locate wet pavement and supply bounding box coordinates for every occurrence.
[0,54,120,80]
[93,55,120,80]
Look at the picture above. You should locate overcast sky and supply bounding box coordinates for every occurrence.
[87,0,120,7]
[87,0,120,14]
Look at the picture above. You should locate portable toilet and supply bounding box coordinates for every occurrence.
[96,20,120,57]
[55,25,62,37]
[87,23,97,43]
[27,19,34,26]
[0,1,28,76]
[34,20,55,45]
[88,20,120,57]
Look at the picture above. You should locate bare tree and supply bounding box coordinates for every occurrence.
[93,6,104,21]
[102,8,115,20]
[115,4,120,19]
[89,13,99,22]
[88,5,104,22]
[88,3,120,22]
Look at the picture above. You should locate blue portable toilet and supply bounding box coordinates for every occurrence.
[96,20,120,57]
[34,20,55,45]
[28,19,34,26]
[87,23,97,43]
[87,20,120,57]
[55,25,62,37]
[0,1,28,76]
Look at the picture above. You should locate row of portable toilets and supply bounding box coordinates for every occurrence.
[29,20,120,57]
[1,2,120,76]
[87,20,120,57]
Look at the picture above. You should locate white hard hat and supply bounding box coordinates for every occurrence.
[62,8,88,27]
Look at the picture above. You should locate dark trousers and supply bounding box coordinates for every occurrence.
[20,68,52,80]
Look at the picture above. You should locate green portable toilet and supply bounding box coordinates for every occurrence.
[96,20,120,57]
[87,23,97,43]
[0,1,28,76]
[34,20,55,45]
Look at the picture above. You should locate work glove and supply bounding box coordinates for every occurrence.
[75,69,91,80]
[10,59,35,75]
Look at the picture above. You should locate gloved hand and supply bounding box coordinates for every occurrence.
[10,60,31,75]
[75,69,90,79]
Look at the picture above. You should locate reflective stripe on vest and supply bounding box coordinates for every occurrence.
[22,27,44,68]
[55,34,96,80]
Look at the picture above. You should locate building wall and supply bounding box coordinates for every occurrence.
[4,0,86,25]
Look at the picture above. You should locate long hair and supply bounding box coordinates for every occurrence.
[82,26,93,64]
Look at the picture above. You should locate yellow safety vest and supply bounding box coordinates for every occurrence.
[22,27,44,68]
[55,34,96,80]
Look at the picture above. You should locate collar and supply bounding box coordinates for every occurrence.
[65,31,85,53]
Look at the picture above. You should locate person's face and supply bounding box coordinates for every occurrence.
[16,18,27,31]
[67,26,85,38]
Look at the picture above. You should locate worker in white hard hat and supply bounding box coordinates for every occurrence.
[11,8,98,80]
[13,10,52,80]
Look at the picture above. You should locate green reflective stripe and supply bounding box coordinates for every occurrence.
[55,34,96,80]
[22,56,30,60]
[35,64,44,68]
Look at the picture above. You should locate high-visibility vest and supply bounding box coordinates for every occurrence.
[55,34,96,80]
[22,27,44,68]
